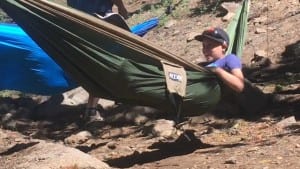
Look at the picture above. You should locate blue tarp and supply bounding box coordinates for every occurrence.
[0,18,158,95]
[131,17,159,37]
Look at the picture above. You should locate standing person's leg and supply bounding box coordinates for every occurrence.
[81,1,129,124]
[86,95,99,109]
[83,95,103,123]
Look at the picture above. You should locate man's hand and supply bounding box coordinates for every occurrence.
[206,62,219,73]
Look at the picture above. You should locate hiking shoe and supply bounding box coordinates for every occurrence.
[83,108,104,125]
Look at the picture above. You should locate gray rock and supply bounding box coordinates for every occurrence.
[64,130,92,145]
[276,116,297,128]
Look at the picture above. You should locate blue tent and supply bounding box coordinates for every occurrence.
[0,18,158,95]
[0,23,77,94]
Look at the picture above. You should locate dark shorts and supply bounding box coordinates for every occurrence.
[67,0,113,16]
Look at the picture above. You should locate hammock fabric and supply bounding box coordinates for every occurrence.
[0,0,222,116]
[226,0,250,58]
[0,17,158,94]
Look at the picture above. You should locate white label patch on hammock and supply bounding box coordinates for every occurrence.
[161,61,187,97]
[168,72,183,82]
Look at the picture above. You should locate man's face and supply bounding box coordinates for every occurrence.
[202,38,225,62]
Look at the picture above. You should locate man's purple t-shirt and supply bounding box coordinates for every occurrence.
[207,54,242,72]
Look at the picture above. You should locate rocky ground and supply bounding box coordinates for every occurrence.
[0,0,300,169]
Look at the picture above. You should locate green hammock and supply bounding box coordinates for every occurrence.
[226,0,250,58]
[0,0,249,116]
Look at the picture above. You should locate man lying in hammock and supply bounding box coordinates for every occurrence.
[195,27,245,113]
[67,0,129,125]
[195,27,244,93]
[196,26,271,116]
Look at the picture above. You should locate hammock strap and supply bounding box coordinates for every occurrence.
[168,93,183,123]
[161,60,187,123]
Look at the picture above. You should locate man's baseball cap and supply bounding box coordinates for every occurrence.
[195,27,230,47]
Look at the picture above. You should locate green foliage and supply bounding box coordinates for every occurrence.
[161,0,173,7]
[273,73,299,92]
[190,0,223,16]
[274,84,283,92]
[0,8,13,22]
[0,90,22,98]
[169,0,190,19]
[0,9,7,22]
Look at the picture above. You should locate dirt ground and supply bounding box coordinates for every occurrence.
[0,0,300,169]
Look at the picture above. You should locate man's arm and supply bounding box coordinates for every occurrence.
[213,67,245,93]
[112,0,128,19]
